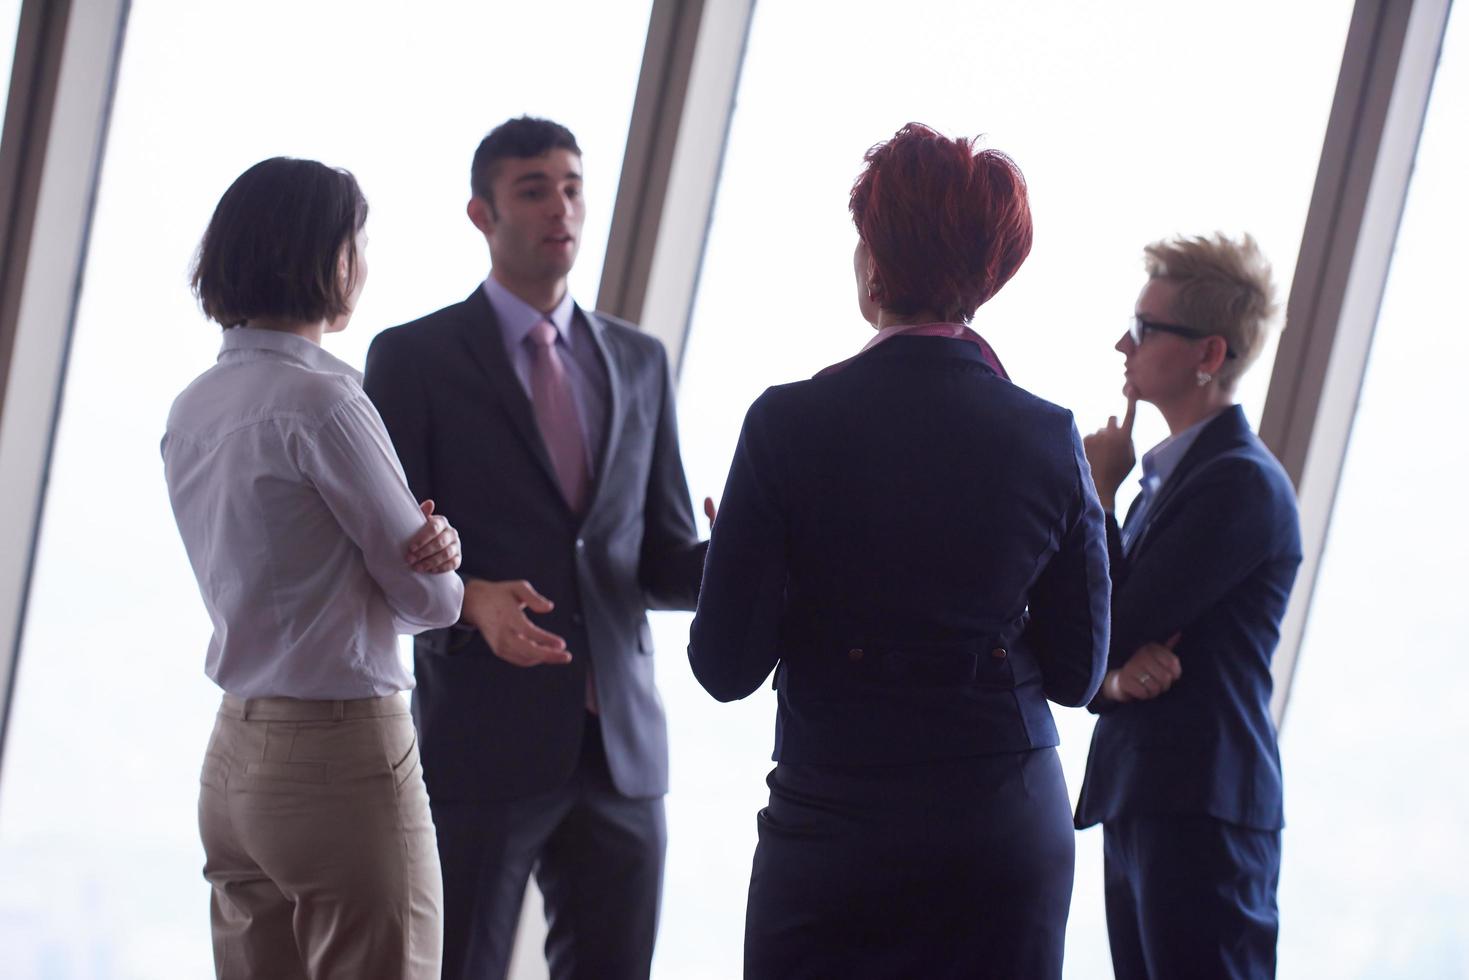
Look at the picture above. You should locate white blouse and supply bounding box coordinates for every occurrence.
[162,327,463,699]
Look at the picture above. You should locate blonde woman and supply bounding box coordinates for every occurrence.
[1075,233,1302,980]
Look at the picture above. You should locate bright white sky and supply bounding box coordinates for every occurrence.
[0,2,16,128]
[0,1,1464,978]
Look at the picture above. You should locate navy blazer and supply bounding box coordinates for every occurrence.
[688,336,1111,766]
[364,289,705,802]
[1074,405,1301,831]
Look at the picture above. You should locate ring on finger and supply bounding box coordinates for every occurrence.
[1138,672,1153,685]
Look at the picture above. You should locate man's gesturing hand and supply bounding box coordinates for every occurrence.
[461,578,572,667]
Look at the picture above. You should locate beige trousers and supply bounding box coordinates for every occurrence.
[199,693,442,979]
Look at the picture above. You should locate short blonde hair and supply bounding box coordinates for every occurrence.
[1143,232,1279,389]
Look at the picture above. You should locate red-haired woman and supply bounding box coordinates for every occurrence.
[688,124,1110,977]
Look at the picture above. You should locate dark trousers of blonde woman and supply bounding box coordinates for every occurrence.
[1103,814,1280,980]
[198,694,442,979]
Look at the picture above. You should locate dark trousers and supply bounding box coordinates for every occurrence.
[744,748,1075,980]
[431,716,666,980]
[1103,814,1281,980]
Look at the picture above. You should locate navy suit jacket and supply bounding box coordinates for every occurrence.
[1074,405,1301,831]
[363,289,705,802]
[688,336,1111,765]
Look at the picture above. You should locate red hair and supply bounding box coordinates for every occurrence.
[849,123,1033,323]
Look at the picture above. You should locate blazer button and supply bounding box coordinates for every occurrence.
[848,648,864,662]
[991,647,1008,659]
[575,538,586,551]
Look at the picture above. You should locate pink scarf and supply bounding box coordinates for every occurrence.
[815,321,1010,380]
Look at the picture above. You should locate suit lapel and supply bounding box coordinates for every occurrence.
[454,288,565,505]
[578,305,623,514]
[1127,405,1250,561]
[1122,494,1144,528]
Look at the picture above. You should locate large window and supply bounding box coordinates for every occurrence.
[0,0,18,135]
[0,2,651,975]
[653,2,1352,976]
[1277,7,1467,977]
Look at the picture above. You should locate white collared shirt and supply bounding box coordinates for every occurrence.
[162,327,463,699]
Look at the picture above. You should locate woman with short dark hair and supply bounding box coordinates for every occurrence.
[688,124,1110,978]
[164,157,464,979]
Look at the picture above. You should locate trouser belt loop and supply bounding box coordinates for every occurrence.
[332,701,345,722]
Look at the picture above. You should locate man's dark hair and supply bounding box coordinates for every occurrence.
[191,157,368,329]
[470,116,582,208]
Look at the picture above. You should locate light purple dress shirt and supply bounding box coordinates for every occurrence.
[1120,408,1227,555]
[162,328,464,699]
[482,276,609,473]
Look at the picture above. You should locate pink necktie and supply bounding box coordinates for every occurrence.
[527,320,591,514]
[527,321,598,713]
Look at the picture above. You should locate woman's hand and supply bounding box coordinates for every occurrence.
[1083,393,1138,512]
[1103,633,1182,703]
[406,499,461,573]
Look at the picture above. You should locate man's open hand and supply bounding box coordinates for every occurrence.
[461,578,572,667]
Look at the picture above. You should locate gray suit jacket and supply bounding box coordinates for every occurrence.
[363,288,706,801]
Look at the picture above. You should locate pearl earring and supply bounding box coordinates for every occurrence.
[1196,370,1213,387]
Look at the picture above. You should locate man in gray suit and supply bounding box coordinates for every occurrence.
[363,116,708,980]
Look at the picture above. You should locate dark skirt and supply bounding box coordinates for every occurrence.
[744,748,1075,980]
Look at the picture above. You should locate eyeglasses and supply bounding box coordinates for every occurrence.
[1129,316,1238,359]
